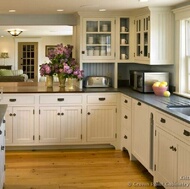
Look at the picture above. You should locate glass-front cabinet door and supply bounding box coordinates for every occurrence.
[135,15,150,61]
[82,18,115,60]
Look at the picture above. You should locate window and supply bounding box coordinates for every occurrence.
[186,20,190,93]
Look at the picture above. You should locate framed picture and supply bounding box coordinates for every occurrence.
[45,45,56,57]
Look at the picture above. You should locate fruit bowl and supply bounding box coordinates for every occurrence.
[152,86,168,96]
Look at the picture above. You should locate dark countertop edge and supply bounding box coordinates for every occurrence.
[0,104,7,124]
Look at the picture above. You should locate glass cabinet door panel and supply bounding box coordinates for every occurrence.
[86,21,98,32]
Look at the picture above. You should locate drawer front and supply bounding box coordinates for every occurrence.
[1,95,35,105]
[156,111,190,143]
[121,95,131,109]
[39,95,82,104]
[87,94,117,104]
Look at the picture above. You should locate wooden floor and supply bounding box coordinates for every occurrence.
[5,149,158,189]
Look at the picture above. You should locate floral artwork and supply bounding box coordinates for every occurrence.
[40,44,84,80]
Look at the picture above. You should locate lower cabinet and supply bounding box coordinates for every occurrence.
[5,106,35,145]
[39,106,82,144]
[154,111,190,189]
[0,118,5,189]
[86,105,117,142]
[131,99,154,173]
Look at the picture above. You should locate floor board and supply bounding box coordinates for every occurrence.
[5,149,159,189]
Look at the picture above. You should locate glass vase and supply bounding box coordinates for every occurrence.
[46,75,53,88]
[58,73,66,87]
[67,78,75,90]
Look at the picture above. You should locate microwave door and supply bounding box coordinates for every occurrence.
[137,74,144,92]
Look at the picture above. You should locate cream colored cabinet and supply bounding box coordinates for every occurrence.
[120,94,132,157]
[86,93,118,144]
[39,94,83,144]
[82,18,115,61]
[132,99,154,173]
[154,111,190,189]
[0,118,5,189]
[134,7,174,65]
[5,106,35,145]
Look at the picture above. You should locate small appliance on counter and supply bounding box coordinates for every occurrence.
[130,70,169,93]
[83,76,112,88]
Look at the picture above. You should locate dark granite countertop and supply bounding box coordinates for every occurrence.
[0,105,7,124]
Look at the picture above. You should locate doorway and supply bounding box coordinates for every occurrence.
[18,42,38,81]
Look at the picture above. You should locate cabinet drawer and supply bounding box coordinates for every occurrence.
[39,95,82,104]
[87,94,117,104]
[156,111,190,143]
[121,95,131,108]
[1,95,35,105]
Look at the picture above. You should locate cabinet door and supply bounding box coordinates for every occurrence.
[13,107,34,144]
[135,15,150,62]
[154,127,176,188]
[87,105,117,142]
[176,140,190,189]
[4,107,13,144]
[132,100,151,170]
[82,18,115,60]
[39,107,61,143]
[61,106,82,143]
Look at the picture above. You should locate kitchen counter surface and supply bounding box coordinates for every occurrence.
[0,82,189,124]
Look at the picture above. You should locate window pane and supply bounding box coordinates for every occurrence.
[186,20,190,56]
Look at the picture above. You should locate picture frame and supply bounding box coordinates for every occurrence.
[45,45,56,57]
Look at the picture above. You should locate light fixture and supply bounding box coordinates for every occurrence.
[1,52,9,65]
[7,29,23,37]
[139,0,148,2]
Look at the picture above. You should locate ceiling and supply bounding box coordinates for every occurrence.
[0,0,188,37]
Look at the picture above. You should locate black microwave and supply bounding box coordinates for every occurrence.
[130,70,169,93]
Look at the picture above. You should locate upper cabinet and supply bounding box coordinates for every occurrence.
[82,18,115,61]
[134,7,174,65]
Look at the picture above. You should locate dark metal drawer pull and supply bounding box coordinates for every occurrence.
[9,99,16,102]
[124,135,128,139]
[124,115,128,119]
[57,98,64,101]
[137,102,141,106]
[183,130,190,137]
[160,118,166,123]
[1,146,4,151]
[99,98,105,101]
[124,99,128,103]
[0,130,2,135]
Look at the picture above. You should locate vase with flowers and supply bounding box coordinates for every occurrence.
[43,43,84,88]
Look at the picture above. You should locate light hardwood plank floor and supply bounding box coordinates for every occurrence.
[5,149,160,189]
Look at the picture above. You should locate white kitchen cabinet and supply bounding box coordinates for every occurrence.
[39,106,82,144]
[131,99,154,173]
[154,111,190,189]
[5,106,35,145]
[86,93,118,144]
[0,118,5,189]
[134,7,174,65]
[120,94,132,157]
[82,18,115,61]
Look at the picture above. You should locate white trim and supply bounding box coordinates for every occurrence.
[172,5,190,20]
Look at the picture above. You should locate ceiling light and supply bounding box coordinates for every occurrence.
[57,9,64,12]
[9,10,16,12]
[99,9,106,12]
[7,29,23,37]
[139,0,148,2]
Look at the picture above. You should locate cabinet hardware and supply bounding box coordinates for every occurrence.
[124,135,128,139]
[9,113,12,116]
[57,113,60,115]
[140,51,143,54]
[169,146,174,150]
[0,130,2,135]
[124,115,128,119]
[81,109,82,114]
[57,98,64,101]
[160,118,166,123]
[61,113,64,116]
[4,165,6,171]
[154,164,156,171]
[39,135,40,140]
[115,133,117,138]
[87,112,90,115]
[183,130,190,136]
[82,51,85,54]
[33,110,35,114]
[115,108,117,113]
[13,113,16,116]
[3,119,5,123]
[137,102,141,106]
[124,99,128,103]
[9,99,16,102]
[173,147,177,152]
[81,134,82,139]
[33,135,35,140]
[99,97,105,101]
[1,146,4,151]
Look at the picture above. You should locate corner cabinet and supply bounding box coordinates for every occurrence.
[82,18,115,61]
[134,7,174,65]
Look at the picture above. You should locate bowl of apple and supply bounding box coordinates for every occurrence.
[152,81,170,96]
